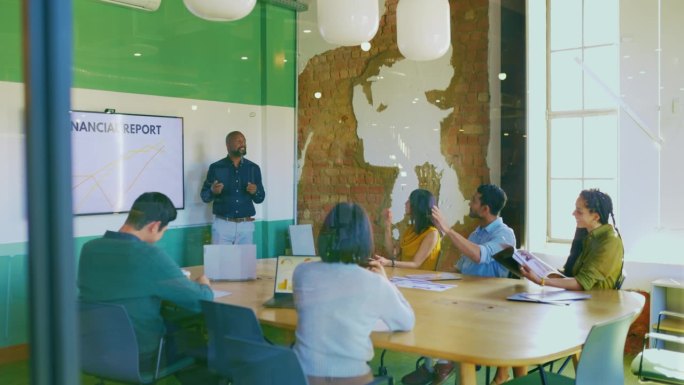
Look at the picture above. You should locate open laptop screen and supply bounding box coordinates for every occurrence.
[274,256,321,294]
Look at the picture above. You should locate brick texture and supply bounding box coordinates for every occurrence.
[297,0,491,268]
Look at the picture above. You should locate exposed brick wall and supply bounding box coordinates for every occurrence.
[297,0,492,267]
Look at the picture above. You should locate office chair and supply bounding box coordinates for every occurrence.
[200,300,271,381]
[630,310,684,384]
[220,335,393,385]
[504,311,637,385]
[219,335,307,385]
[79,301,193,384]
[525,266,628,380]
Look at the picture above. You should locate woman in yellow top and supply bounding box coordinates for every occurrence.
[375,189,441,270]
[520,188,624,290]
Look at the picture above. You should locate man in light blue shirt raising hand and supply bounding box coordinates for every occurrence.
[421,183,522,385]
[431,183,516,278]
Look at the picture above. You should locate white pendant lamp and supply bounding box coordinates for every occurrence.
[183,0,257,21]
[317,0,379,46]
[397,0,451,61]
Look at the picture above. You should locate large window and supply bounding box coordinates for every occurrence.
[547,0,619,241]
[529,0,683,265]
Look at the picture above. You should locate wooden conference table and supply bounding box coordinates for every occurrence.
[188,259,644,385]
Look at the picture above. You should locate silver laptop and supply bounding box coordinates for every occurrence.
[203,244,256,281]
[288,224,316,256]
[263,255,321,308]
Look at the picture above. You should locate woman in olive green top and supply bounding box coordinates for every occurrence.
[520,189,623,290]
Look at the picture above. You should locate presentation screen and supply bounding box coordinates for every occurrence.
[70,110,184,215]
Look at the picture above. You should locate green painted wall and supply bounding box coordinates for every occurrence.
[0,254,27,348]
[0,0,296,107]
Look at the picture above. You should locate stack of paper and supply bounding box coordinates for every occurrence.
[390,277,456,292]
[507,290,591,305]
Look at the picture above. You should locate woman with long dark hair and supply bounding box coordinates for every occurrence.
[375,189,441,270]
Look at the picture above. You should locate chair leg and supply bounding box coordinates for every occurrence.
[556,356,572,374]
[537,366,549,385]
[376,349,389,376]
[571,352,580,370]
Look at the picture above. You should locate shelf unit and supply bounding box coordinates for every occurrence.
[650,278,684,349]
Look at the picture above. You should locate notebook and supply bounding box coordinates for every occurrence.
[263,255,321,308]
[203,244,257,281]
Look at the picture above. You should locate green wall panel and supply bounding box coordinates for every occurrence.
[7,254,27,346]
[262,5,296,107]
[0,0,296,107]
[0,255,10,346]
[0,254,28,348]
[156,225,211,267]
[255,219,293,259]
[0,0,21,81]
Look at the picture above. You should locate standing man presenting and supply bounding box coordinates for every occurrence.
[201,131,265,245]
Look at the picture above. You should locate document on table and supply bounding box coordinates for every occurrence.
[212,289,231,298]
[507,290,590,305]
[390,277,456,292]
[404,272,462,281]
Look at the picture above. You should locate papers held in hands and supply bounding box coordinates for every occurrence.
[492,247,565,279]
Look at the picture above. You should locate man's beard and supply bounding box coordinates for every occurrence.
[468,209,480,219]
[230,147,246,157]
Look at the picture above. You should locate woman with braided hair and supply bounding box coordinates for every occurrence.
[520,189,624,290]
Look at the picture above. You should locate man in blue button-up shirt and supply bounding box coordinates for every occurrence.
[431,183,515,278]
[417,184,521,385]
[200,131,265,244]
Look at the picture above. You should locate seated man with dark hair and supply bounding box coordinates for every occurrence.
[78,192,214,378]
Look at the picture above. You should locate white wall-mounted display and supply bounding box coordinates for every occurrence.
[70,111,185,215]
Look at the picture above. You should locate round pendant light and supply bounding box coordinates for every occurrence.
[317,0,379,46]
[397,0,451,61]
[183,0,257,22]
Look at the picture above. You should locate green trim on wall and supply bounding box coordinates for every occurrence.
[0,254,27,347]
[255,218,294,259]
[0,0,296,107]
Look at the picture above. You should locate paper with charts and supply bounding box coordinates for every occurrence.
[71,111,184,215]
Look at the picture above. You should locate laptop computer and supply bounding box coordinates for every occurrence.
[203,244,257,281]
[288,224,316,256]
[262,255,321,308]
